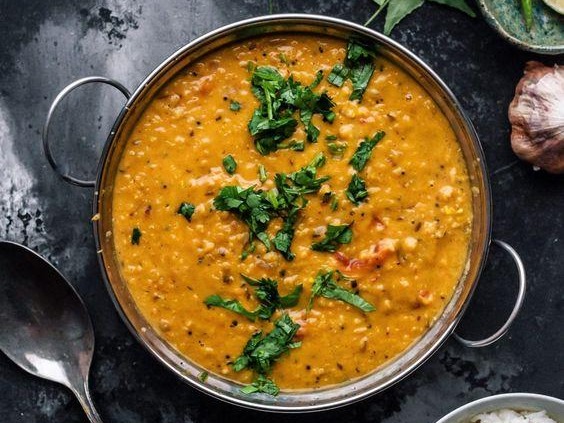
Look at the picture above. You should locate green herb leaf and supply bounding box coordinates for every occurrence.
[248,66,335,153]
[308,270,375,312]
[310,70,324,89]
[328,141,348,156]
[233,314,301,374]
[349,61,375,101]
[214,185,274,251]
[428,0,476,17]
[223,155,237,174]
[311,223,353,252]
[327,40,377,102]
[131,227,142,245]
[230,100,242,111]
[327,63,350,87]
[273,207,298,261]
[258,165,268,183]
[330,196,339,211]
[204,294,257,321]
[178,202,196,221]
[384,0,425,35]
[198,371,209,383]
[325,134,337,141]
[346,174,369,205]
[241,374,280,396]
[349,131,385,171]
[241,274,303,319]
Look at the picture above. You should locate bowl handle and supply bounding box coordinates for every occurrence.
[42,76,131,187]
[454,239,526,348]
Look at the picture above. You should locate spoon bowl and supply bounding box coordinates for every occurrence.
[0,240,102,423]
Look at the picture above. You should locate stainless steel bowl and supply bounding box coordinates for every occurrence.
[42,14,526,412]
[436,393,564,423]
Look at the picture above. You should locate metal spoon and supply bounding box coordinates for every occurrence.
[0,240,103,423]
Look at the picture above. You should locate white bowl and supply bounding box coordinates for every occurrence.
[437,393,564,423]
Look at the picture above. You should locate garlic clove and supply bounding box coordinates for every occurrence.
[509,61,564,174]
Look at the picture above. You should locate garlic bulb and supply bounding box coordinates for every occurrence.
[508,61,564,174]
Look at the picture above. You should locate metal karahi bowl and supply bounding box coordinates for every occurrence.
[43,14,526,412]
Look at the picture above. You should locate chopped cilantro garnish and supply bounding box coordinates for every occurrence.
[307,270,375,312]
[230,100,241,111]
[131,227,141,245]
[327,40,377,102]
[310,70,324,89]
[258,164,268,183]
[349,131,385,171]
[242,274,303,319]
[178,202,196,221]
[198,371,209,383]
[222,155,237,174]
[327,63,350,87]
[346,174,369,205]
[311,223,353,252]
[214,155,329,259]
[328,141,348,156]
[204,295,258,321]
[213,185,274,252]
[233,314,301,374]
[273,207,298,261]
[330,196,339,211]
[248,66,336,154]
[204,276,302,321]
[325,134,337,141]
[241,374,279,396]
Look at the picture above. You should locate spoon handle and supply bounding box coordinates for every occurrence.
[73,380,104,423]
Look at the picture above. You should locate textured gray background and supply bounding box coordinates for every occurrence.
[0,1,562,422]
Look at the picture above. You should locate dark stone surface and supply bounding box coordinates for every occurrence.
[0,1,562,422]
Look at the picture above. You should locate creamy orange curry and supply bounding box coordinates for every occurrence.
[111,35,472,394]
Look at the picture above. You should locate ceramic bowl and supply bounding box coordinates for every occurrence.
[477,0,564,54]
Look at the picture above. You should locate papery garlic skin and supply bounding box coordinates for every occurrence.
[509,61,564,174]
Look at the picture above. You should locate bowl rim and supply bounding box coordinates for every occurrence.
[476,0,564,55]
[436,393,564,423]
[92,13,492,412]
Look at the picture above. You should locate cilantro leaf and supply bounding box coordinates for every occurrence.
[307,270,375,312]
[206,276,303,322]
[310,70,324,89]
[131,227,141,245]
[346,174,369,205]
[204,294,257,321]
[233,314,301,374]
[349,131,385,171]
[230,100,242,111]
[241,374,280,396]
[178,202,196,221]
[213,185,274,251]
[249,111,298,155]
[248,66,335,153]
[241,274,303,320]
[222,155,237,175]
[327,40,377,102]
[328,63,350,87]
[198,371,209,383]
[349,61,375,101]
[273,207,298,261]
[328,141,348,157]
[311,223,353,252]
[258,164,268,183]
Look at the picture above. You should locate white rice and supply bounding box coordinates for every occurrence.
[470,409,558,423]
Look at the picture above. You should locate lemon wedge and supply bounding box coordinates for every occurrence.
[543,0,564,14]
